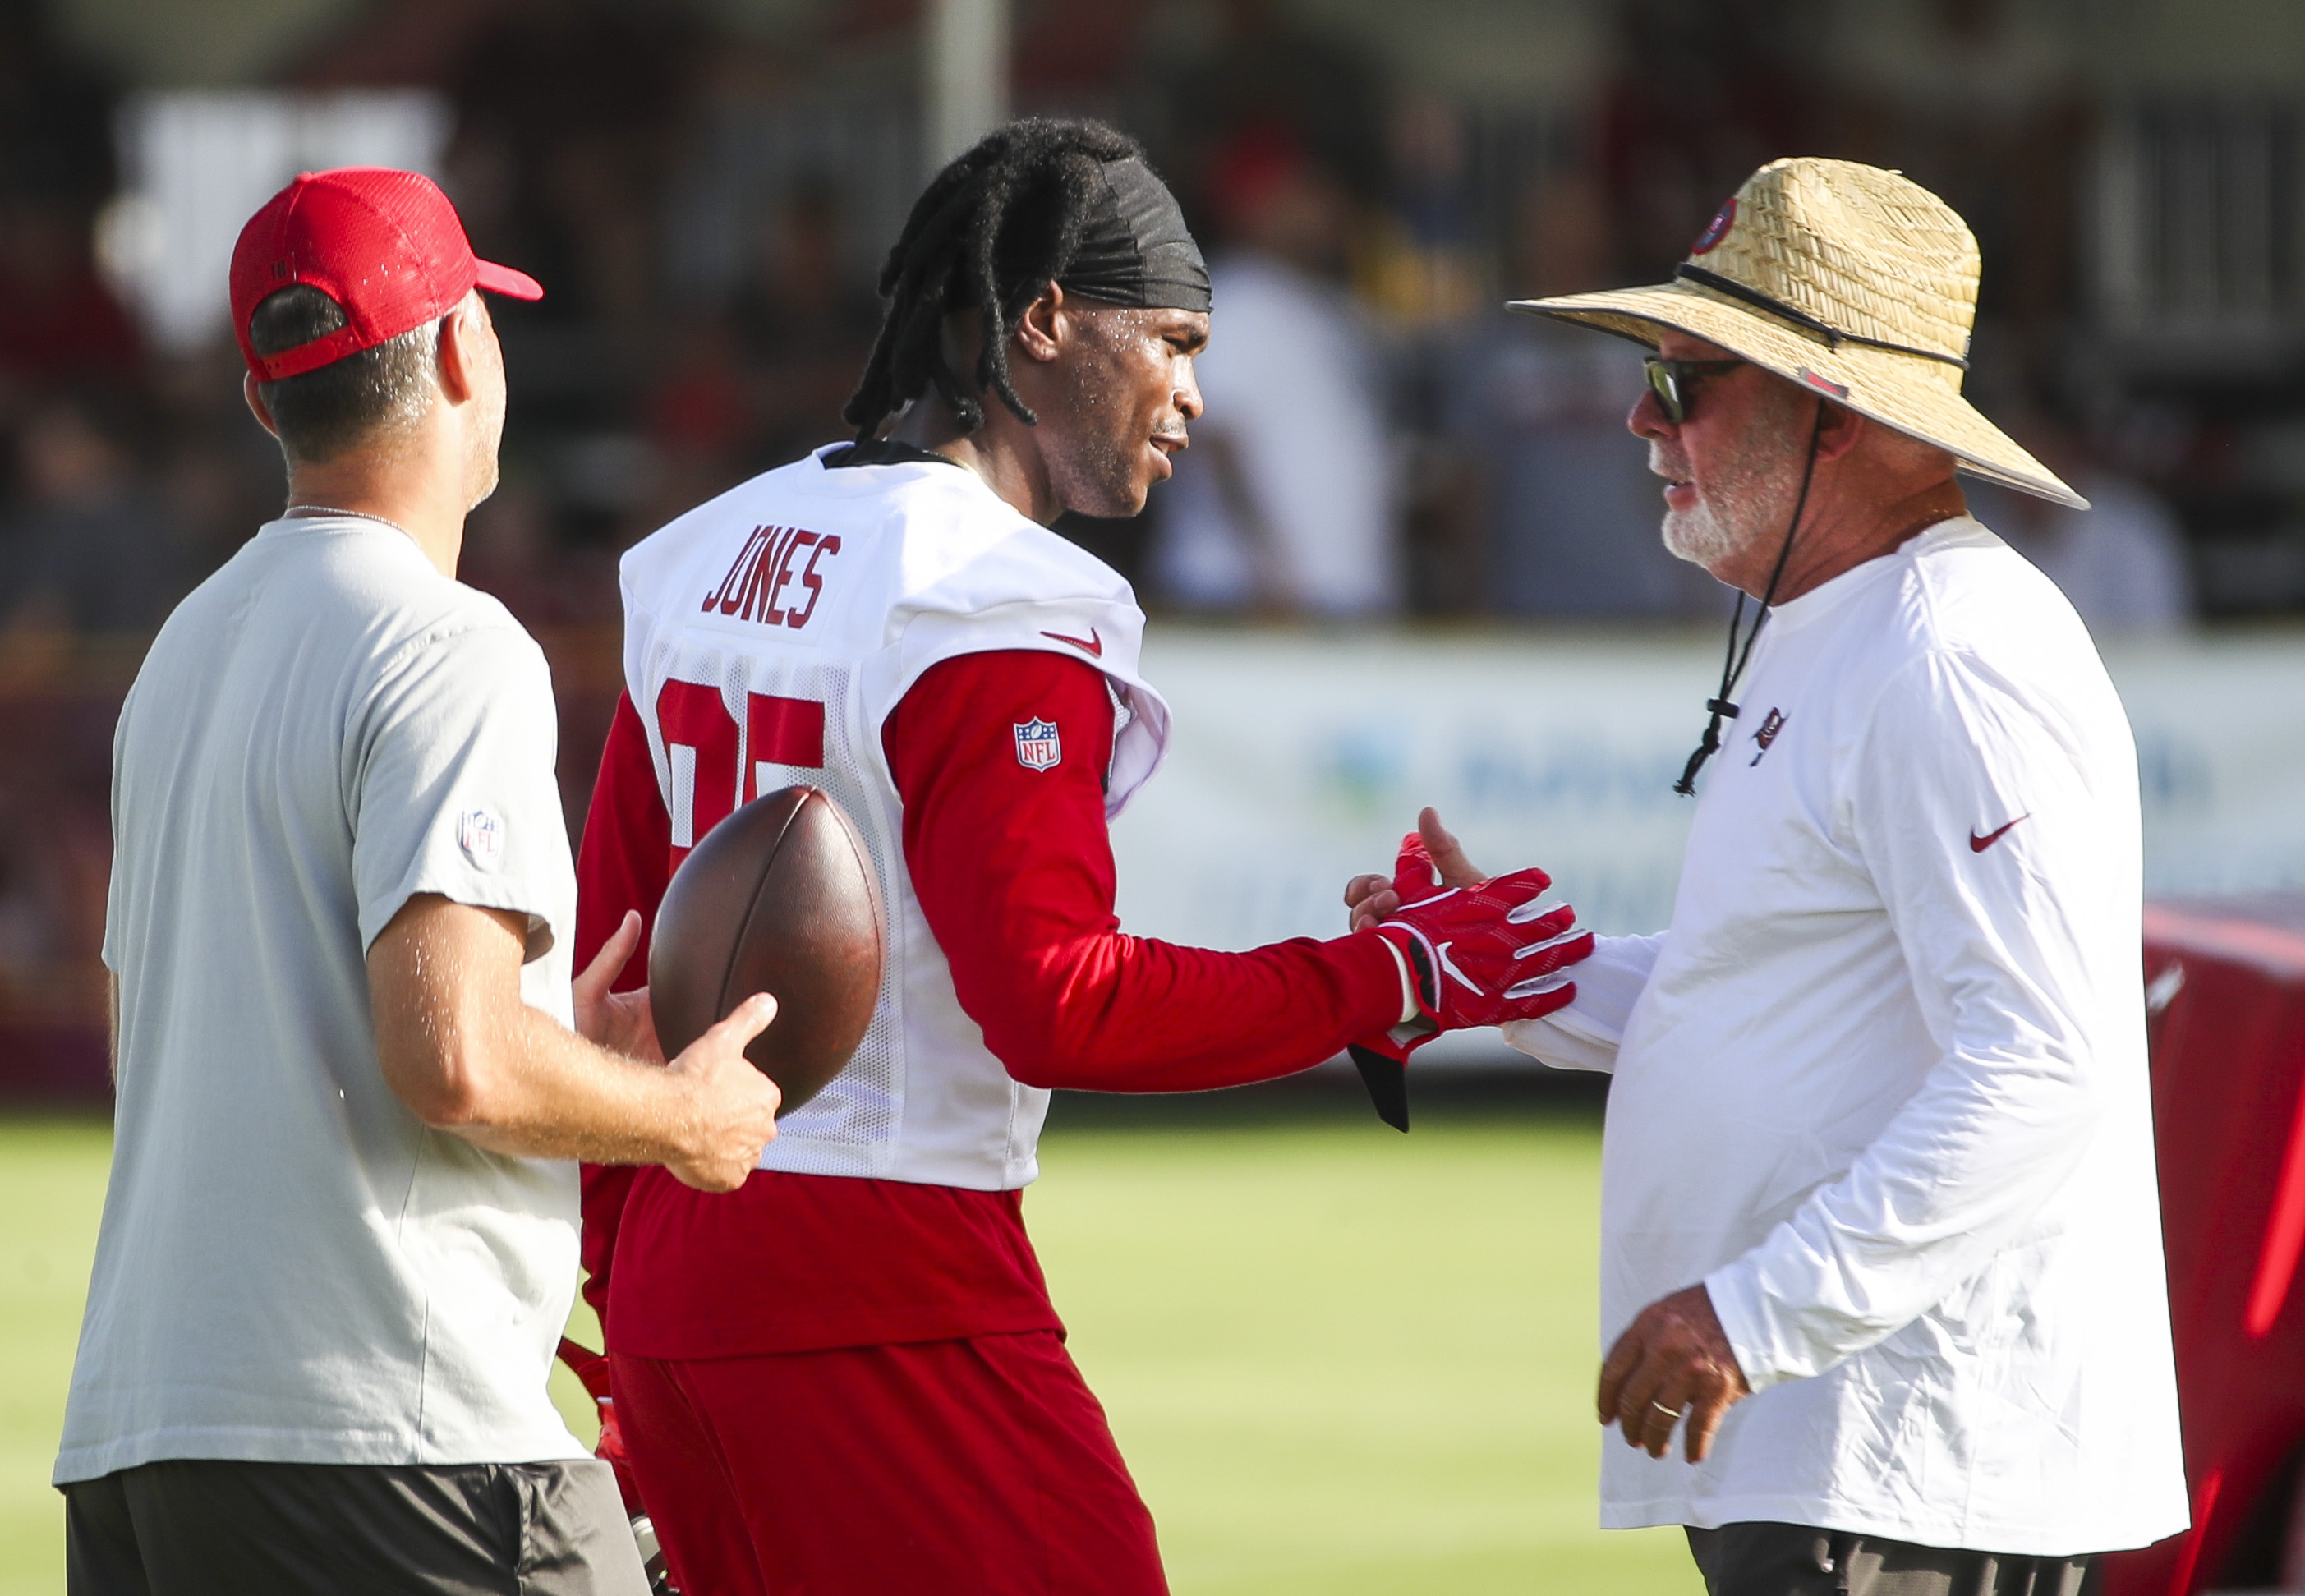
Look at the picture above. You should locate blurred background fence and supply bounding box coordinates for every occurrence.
[5,0,2305,1094]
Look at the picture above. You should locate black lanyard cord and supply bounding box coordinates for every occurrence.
[1673,402,1826,796]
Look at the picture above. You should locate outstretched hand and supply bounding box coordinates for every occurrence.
[1344,807,1485,931]
[1597,1283,1752,1464]
[1342,807,1593,1064]
[573,910,663,1065]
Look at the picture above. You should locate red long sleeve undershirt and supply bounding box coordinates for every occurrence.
[881,647,1401,1091]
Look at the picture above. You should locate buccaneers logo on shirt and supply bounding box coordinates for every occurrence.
[1014,718,1062,772]
[1750,708,1787,766]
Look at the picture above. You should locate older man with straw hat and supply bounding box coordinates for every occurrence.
[1352,158,2188,1593]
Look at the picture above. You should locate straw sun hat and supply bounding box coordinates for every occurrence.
[1510,156,2086,508]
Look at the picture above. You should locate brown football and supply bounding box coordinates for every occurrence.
[648,786,884,1115]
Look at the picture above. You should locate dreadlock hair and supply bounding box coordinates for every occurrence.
[844,117,1143,440]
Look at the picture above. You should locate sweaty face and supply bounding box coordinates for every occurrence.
[1042,304,1208,519]
[1635,332,1810,580]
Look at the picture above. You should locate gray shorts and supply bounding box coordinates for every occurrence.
[1686,1520,2092,1596]
[64,1456,649,1596]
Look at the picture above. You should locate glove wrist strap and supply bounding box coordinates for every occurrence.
[1376,924,1441,1036]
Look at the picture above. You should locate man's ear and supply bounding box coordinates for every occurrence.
[1813,398,1868,464]
[242,373,281,440]
[435,292,485,405]
[1013,280,1066,366]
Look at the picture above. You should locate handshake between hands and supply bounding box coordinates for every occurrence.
[1343,812,1752,1465]
[1341,807,1594,1060]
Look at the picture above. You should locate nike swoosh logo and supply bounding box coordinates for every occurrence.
[1433,941,1484,996]
[1042,628,1103,659]
[1971,814,2030,853]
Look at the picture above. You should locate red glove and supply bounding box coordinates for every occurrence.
[558,1336,647,1516]
[1365,833,1592,1062]
[594,1402,642,1508]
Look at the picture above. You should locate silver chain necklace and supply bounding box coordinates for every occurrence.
[285,504,414,540]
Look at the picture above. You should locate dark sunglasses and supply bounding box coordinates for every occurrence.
[1643,356,1746,423]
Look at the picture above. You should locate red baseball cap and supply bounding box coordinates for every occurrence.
[229,167,542,384]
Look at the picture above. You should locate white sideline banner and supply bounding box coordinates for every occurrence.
[1106,628,2305,1060]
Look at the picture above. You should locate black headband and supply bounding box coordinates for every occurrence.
[1058,156,1212,314]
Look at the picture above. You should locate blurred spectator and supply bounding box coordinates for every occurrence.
[0,834,49,966]
[1596,0,1824,280]
[1833,0,2089,361]
[424,0,700,559]
[1150,126,1397,617]
[1012,0,1164,105]
[0,195,139,395]
[459,477,622,630]
[0,4,131,400]
[1443,171,1718,619]
[146,344,287,579]
[442,2,694,333]
[1147,0,1389,214]
[733,181,884,469]
[0,778,107,968]
[646,312,752,500]
[0,397,186,637]
[1967,415,2195,635]
[1359,94,1484,327]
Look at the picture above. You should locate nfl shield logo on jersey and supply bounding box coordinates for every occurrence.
[456,806,504,866]
[1014,717,1062,773]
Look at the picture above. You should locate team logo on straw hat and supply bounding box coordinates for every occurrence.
[1691,199,1737,255]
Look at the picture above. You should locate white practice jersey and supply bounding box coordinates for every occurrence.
[619,445,1172,1189]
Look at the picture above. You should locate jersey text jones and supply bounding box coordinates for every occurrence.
[702,524,842,628]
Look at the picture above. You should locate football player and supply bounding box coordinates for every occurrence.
[574,118,1593,1595]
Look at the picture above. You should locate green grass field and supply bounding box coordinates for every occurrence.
[0,1104,1695,1594]
[0,1121,111,1596]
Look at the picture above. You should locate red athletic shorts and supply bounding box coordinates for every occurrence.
[610,1331,1168,1596]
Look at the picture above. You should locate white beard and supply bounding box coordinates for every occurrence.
[1653,434,1802,573]
[1660,488,1749,568]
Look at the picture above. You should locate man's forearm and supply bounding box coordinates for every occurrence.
[374,873,775,1193]
[1500,931,1666,1074]
[429,1005,711,1168]
[1702,1040,2097,1391]
[373,893,736,1175]
[978,930,1406,1092]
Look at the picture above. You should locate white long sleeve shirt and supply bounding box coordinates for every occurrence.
[1507,517,2187,1555]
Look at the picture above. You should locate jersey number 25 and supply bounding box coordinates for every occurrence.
[656,678,824,866]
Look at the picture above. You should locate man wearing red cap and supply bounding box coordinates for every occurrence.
[53,168,781,1594]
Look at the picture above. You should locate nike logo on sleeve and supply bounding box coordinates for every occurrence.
[1970,814,2030,853]
[1041,628,1103,658]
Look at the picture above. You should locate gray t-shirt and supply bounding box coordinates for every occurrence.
[57,513,586,1483]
